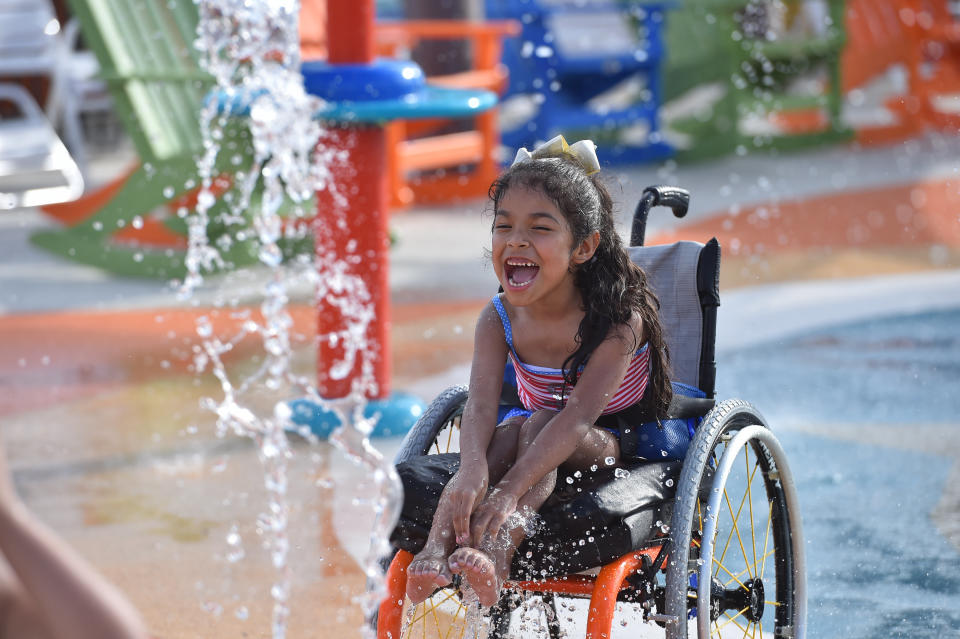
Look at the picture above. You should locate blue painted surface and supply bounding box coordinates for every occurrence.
[311,85,497,124]
[721,308,960,636]
[302,58,497,124]
[778,430,960,637]
[210,58,497,124]
[288,391,426,439]
[721,308,960,425]
[487,0,673,164]
[302,58,426,102]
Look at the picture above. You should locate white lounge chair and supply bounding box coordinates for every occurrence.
[0,83,84,210]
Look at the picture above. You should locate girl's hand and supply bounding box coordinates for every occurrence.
[448,465,489,546]
[469,488,519,548]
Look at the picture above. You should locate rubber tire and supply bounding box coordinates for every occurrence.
[664,398,804,638]
[394,384,468,464]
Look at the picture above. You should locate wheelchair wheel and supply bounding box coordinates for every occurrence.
[394,384,468,464]
[664,399,806,639]
[382,386,487,638]
[382,386,560,639]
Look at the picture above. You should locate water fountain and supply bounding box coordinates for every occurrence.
[185,1,498,636]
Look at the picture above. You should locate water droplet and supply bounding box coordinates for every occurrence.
[604,456,616,466]
[196,317,213,338]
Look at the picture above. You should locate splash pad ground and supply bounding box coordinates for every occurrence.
[1,133,959,637]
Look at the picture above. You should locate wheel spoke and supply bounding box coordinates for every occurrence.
[719,448,761,579]
[724,548,774,588]
[712,610,749,636]
[697,496,704,539]
[712,555,747,590]
[746,447,757,580]
[718,606,749,629]
[721,482,752,579]
[445,599,466,639]
[760,499,773,580]
[409,589,459,625]
[445,417,457,452]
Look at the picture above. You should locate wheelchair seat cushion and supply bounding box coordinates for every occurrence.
[390,453,681,578]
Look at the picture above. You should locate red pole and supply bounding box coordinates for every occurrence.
[314,0,392,400]
[326,0,375,64]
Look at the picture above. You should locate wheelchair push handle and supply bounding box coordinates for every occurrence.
[630,185,690,247]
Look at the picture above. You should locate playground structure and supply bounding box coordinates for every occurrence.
[660,0,960,158]
[839,0,960,145]
[31,0,517,278]
[374,19,520,209]
[28,0,960,277]
[296,0,497,428]
[902,0,960,131]
[840,0,923,145]
[299,1,521,210]
[31,0,254,279]
[662,0,852,161]
[487,0,675,165]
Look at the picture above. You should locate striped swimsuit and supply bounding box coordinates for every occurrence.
[492,295,650,417]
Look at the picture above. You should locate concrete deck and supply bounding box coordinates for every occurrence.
[1,130,959,637]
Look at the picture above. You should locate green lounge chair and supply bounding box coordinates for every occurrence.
[664,0,853,162]
[31,0,299,279]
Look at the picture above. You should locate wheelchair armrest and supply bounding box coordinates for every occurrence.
[664,395,715,421]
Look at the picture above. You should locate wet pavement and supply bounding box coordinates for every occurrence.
[721,307,960,637]
[1,132,959,637]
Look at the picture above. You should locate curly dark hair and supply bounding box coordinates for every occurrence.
[488,155,673,418]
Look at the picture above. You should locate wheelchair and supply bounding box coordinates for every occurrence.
[376,186,806,638]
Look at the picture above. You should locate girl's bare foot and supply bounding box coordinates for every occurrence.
[448,547,501,607]
[405,551,453,605]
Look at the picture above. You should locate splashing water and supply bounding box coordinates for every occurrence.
[186,1,402,637]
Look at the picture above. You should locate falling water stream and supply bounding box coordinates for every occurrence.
[179,2,402,637]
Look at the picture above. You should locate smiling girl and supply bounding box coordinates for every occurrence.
[405,136,672,607]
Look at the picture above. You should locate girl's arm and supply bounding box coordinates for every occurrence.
[472,320,640,541]
[448,301,508,545]
[0,443,149,639]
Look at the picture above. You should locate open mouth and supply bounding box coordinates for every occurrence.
[504,258,540,289]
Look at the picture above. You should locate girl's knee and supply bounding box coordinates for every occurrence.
[518,409,554,443]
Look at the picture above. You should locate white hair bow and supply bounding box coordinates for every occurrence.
[511,135,601,175]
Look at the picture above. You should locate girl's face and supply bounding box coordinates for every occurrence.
[491,186,598,306]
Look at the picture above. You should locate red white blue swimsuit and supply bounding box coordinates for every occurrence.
[492,295,650,420]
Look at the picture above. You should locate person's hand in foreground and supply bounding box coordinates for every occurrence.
[0,437,149,639]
